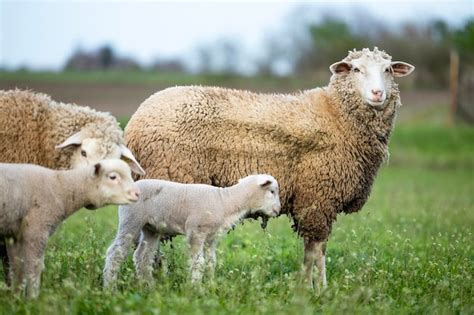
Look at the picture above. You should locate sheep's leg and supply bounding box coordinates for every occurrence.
[103,227,139,288]
[0,239,11,286]
[204,239,217,280]
[133,228,159,286]
[5,238,22,291]
[303,237,317,289]
[23,251,45,299]
[22,236,47,299]
[315,241,327,289]
[187,231,206,283]
[303,238,327,291]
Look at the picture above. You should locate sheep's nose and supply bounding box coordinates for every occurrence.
[129,189,140,200]
[371,89,383,98]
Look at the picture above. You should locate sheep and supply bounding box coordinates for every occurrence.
[124,47,415,290]
[103,174,281,287]
[0,89,145,175]
[0,89,145,283]
[0,159,140,298]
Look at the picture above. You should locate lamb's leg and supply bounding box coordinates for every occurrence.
[204,238,217,280]
[0,239,10,286]
[303,237,317,289]
[315,241,328,289]
[5,238,22,291]
[23,252,45,299]
[187,231,206,283]
[103,226,139,288]
[133,228,159,286]
[22,235,47,299]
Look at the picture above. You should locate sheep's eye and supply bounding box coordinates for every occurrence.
[81,150,87,157]
[385,68,390,73]
[109,174,117,180]
[353,68,360,73]
[270,190,275,194]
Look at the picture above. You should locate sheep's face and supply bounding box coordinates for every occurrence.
[330,49,414,110]
[56,131,146,175]
[86,159,140,210]
[248,175,281,218]
[70,138,109,167]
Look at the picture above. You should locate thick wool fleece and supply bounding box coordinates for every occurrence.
[0,89,123,169]
[125,52,400,242]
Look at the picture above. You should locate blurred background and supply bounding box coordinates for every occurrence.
[1,0,473,125]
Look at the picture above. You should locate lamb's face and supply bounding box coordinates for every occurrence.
[87,159,140,210]
[249,175,281,218]
[330,49,414,110]
[56,131,146,175]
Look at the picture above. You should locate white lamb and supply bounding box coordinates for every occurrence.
[103,174,281,287]
[0,159,140,298]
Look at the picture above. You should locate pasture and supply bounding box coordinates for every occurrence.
[0,75,472,314]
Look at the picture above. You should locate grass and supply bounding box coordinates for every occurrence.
[0,70,321,92]
[0,116,473,314]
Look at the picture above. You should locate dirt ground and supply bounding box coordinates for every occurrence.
[0,80,449,119]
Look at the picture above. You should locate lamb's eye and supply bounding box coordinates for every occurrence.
[81,150,87,157]
[270,190,275,194]
[109,174,117,180]
[353,68,360,73]
[385,68,390,73]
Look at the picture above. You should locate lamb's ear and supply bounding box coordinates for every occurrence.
[55,131,84,149]
[391,61,415,77]
[119,144,146,175]
[329,61,351,75]
[93,162,101,177]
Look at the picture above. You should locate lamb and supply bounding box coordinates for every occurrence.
[0,159,140,298]
[103,174,281,287]
[0,89,145,283]
[124,48,415,290]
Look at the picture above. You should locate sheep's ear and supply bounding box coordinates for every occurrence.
[55,131,84,149]
[391,62,415,77]
[119,144,146,175]
[259,179,272,188]
[93,163,101,177]
[330,61,351,75]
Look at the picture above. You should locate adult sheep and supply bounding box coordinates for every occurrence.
[0,89,145,284]
[124,48,414,289]
[0,89,144,174]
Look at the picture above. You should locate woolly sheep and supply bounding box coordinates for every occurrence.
[103,174,280,287]
[124,48,415,290]
[0,159,140,298]
[0,89,145,175]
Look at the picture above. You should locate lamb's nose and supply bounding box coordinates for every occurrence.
[131,189,140,200]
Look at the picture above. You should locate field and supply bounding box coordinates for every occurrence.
[0,72,473,314]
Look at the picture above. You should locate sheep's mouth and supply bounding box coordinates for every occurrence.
[85,204,98,210]
[126,197,139,203]
[244,211,271,229]
[367,99,386,109]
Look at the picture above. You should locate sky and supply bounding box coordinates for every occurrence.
[1,0,473,71]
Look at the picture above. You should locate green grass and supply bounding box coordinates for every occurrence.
[0,122,472,314]
[0,70,319,91]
